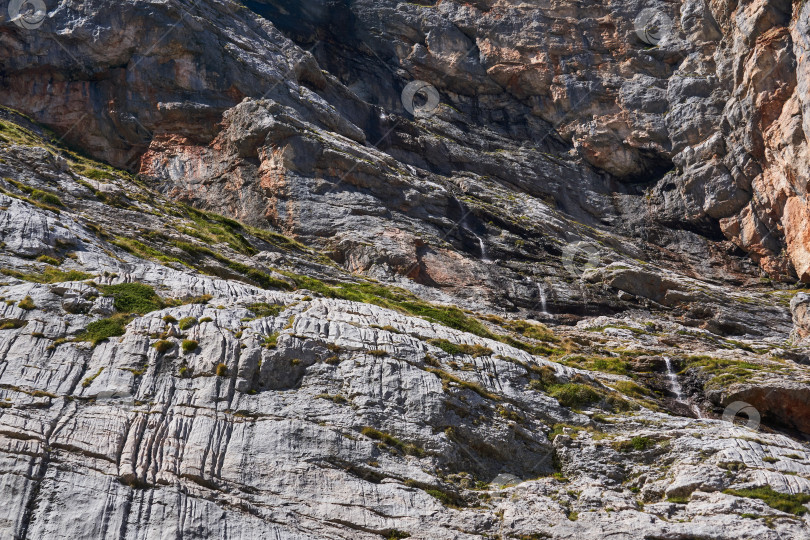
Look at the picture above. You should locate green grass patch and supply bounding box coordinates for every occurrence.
[0,319,27,330]
[723,487,810,516]
[262,332,280,349]
[424,489,454,506]
[247,302,285,318]
[562,355,630,375]
[0,118,42,145]
[315,393,348,404]
[111,236,189,267]
[81,367,104,388]
[685,356,767,389]
[613,436,656,452]
[99,283,162,314]
[429,339,493,357]
[181,339,198,353]
[181,205,257,256]
[3,178,63,208]
[172,241,292,290]
[215,362,228,376]
[549,383,602,408]
[78,315,129,346]
[72,162,118,181]
[360,426,424,457]
[35,255,61,266]
[245,225,310,252]
[1,267,93,284]
[611,380,652,399]
[427,367,500,401]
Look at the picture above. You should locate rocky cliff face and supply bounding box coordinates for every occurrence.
[1,0,810,538]
[3,0,810,294]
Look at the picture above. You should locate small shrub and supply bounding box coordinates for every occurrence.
[368,349,388,357]
[181,340,198,354]
[30,190,62,207]
[162,315,178,324]
[613,436,656,452]
[178,316,198,330]
[178,366,190,378]
[215,363,228,376]
[199,317,213,323]
[263,332,279,349]
[18,296,36,310]
[153,340,174,353]
[549,383,602,408]
[36,255,62,266]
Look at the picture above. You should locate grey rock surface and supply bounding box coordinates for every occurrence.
[0,113,807,538]
[1,1,810,537]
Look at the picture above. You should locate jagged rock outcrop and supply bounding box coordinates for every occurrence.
[2,0,810,297]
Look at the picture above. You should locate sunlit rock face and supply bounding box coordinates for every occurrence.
[1,1,810,537]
